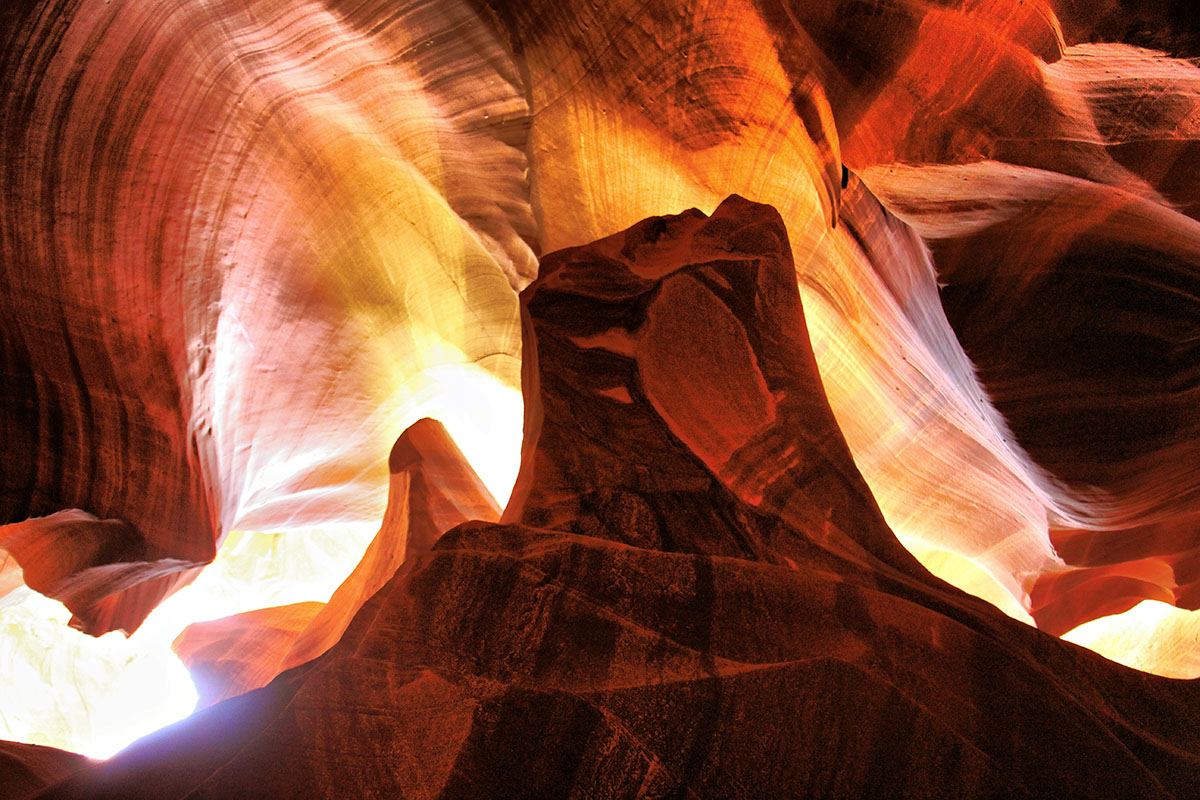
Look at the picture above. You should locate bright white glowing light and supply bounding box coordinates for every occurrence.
[393,363,524,507]
[0,523,378,759]
[0,359,523,760]
[1063,600,1200,679]
[0,589,197,760]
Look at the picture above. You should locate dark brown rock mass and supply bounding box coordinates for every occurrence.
[28,197,1200,799]
[172,417,501,708]
[0,741,86,800]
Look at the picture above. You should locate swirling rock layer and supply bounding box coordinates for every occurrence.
[864,156,1200,638]
[5,0,1200,754]
[173,417,500,707]
[30,199,1200,800]
[0,0,530,634]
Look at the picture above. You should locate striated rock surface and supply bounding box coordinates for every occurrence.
[864,154,1200,641]
[30,198,1200,799]
[475,0,1200,642]
[1052,0,1200,60]
[0,0,530,634]
[504,196,926,578]
[479,0,1069,629]
[173,418,500,707]
[1033,514,1200,638]
[0,741,87,800]
[4,0,1200,749]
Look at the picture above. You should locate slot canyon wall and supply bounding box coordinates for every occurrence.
[2,0,1200,796]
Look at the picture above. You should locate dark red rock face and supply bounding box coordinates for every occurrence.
[0,741,86,800]
[5,0,1200,686]
[506,197,927,577]
[173,417,501,708]
[30,198,1200,799]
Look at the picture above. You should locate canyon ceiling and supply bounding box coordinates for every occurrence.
[2,0,1200,796]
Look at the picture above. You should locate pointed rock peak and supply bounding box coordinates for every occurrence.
[507,195,927,576]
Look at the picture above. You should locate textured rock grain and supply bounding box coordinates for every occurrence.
[29,198,1200,800]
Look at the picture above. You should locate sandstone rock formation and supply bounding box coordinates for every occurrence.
[3,0,1200,766]
[0,741,85,800]
[173,418,500,707]
[863,154,1200,645]
[27,197,1200,800]
[0,0,530,635]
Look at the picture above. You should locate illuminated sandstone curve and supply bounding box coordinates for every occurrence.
[817,2,1200,638]
[759,0,1200,641]
[2,0,1183,649]
[462,0,1200,656]
[809,1,1200,218]
[4,0,1200,744]
[863,157,1200,639]
[485,0,1078,625]
[30,199,1200,800]
[173,418,500,707]
[0,0,531,634]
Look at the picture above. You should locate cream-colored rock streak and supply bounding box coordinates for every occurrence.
[4,0,1200,758]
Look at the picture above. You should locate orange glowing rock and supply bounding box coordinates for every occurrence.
[0,512,201,637]
[173,418,500,707]
[491,0,1072,628]
[32,197,1200,799]
[864,155,1200,640]
[2,0,1200,764]
[1032,515,1200,637]
[506,196,926,577]
[0,0,530,637]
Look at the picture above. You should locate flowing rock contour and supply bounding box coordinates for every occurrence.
[25,197,1200,799]
[0,741,86,800]
[173,417,501,707]
[7,0,1200,686]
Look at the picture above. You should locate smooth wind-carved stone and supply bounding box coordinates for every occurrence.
[0,0,531,635]
[29,198,1200,800]
[172,418,500,707]
[5,0,1200,753]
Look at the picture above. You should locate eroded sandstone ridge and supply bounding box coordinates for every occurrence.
[0,742,85,800]
[27,198,1200,799]
[5,0,1200,755]
[173,417,501,708]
